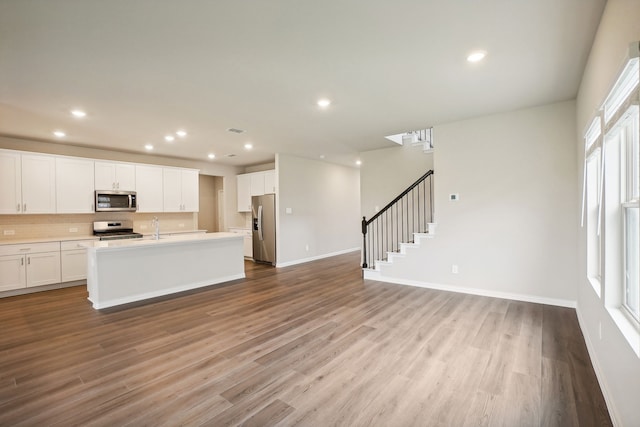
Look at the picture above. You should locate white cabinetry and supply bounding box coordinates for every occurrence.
[22,154,57,214]
[237,174,252,212]
[264,170,276,194]
[229,228,253,258]
[237,170,275,212]
[163,168,199,212]
[135,165,164,213]
[95,161,136,191]
[56,157,95,213]
[250,173,265,196]
[0,150,22,214]
[0,242,61,291]
[61,240,93,282]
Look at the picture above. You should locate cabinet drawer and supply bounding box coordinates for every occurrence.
[61,240,95,251]
[0,241,60,256]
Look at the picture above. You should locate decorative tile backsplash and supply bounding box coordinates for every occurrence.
[0,212,196,241]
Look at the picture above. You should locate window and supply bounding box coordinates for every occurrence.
[584,42,639,355]
[583,118,602,294]
[621,107,639,321]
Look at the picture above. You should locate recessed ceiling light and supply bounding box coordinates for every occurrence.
[467,51,487,63]
[70,109,86,118]
[320,154,325,159]
[317,98,331,108]
[164,135,175,142]
[227,128,245,134]
[356,160,362,166]
[208,153,216,159]
[53,130,66,138]
[144,144,154,150]
[244,143,253,150]
[176,130,187,138]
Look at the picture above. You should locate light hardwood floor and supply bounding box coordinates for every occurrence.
[0,252,611,426]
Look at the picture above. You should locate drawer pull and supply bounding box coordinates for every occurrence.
[19,248,31,251]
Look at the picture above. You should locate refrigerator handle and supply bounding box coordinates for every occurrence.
[257,205,264,241]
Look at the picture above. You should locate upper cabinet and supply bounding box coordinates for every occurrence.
[264,170,276,194]
[56,157,95,213]
[0,150,22,214]
[236,170,276,212]
[0,149,200,215]
[237,174,251,212]
[95,161,135,191]
[0,151,57,215]
[135,165,164,213]
[163,168,199,212]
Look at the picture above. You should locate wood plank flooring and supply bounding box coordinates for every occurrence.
[0,252,611,426]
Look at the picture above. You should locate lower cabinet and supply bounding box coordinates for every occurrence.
[0,242,61,291]
[60,240,93,282]
[229,228,253,258]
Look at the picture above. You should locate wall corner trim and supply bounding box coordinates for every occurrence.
[575,305,621,427]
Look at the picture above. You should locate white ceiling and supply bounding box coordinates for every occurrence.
[0,1,606,167]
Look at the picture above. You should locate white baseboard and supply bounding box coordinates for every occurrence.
[276,247,361,268]
[575,306,621,427]
[89,273,245,309]
[365,274,577,308]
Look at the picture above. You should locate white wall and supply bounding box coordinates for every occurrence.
[367,101,578,304]
[276,153,360,266]
[575,1,640,425]
[360,143,434,220]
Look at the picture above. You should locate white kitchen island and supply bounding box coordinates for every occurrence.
[83,232,244,309]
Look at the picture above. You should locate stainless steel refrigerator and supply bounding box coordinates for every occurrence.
[252,194,276,265]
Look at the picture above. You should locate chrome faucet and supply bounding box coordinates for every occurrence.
[152,216,160,240]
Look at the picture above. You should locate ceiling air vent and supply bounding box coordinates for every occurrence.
[225,154,237,158]
[227,128,245,134]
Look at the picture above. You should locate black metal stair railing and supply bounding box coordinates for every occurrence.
[362,170,434,269]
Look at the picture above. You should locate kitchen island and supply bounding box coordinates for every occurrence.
[83,232,244,309]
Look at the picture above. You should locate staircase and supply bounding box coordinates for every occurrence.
[361,170,434,274]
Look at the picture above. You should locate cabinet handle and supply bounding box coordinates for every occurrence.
[117,182,120,189]
[21,258,24,266]
[17,203,20,212]
[27,257,30,265]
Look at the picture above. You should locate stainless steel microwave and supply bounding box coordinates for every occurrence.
[95,190,137,212]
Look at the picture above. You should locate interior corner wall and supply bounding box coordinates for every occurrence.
[276,153,360,265]
[574,1,640,425]
[396,100,578,303]
[360,143,434,220]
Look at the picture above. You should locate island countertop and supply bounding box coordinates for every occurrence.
[85,232,245,309]
[82,232,241,251]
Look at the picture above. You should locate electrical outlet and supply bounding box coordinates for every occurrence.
[179,223,185,228]
[305,244,309,252]
[69,227,78,233]
[3,230,15,236]
[452,264,459,274]
[140,224,148,230]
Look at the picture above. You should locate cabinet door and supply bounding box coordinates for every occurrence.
[21,154,56,214]
[0,254,26,291]
[162,168,182,212]
[250,172,265,196]
[26,251,61,287]
[0,151,22,214]
[56,157,95,213]
[61,249,87,282]
[180,170,199,212]
[115,163,136,191]
[237,174,251,212]
[136,165,164,212]
[94,162,117,190]
[264,170,276,194]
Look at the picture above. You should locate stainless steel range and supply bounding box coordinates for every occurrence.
[93,220,143,241]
